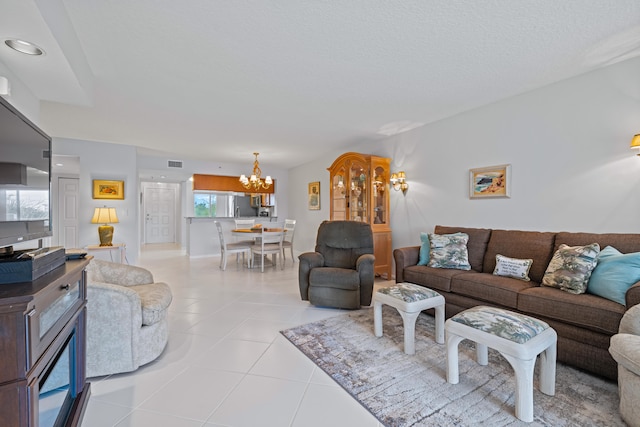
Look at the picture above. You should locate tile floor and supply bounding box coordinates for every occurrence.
[82,244,391,426]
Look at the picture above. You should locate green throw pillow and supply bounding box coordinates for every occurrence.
[542,243,600,294]
[427,232,471,270]
[417,232,430,266]
[587,246,640,305]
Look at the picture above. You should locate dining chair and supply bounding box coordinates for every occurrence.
[234,219,256,229]
[233,218,257,254]
[251,227,285,272]
[282,219,296,265]
[215,221,251,270]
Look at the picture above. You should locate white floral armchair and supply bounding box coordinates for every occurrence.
[609,304,640,427]
[86,259,172,377]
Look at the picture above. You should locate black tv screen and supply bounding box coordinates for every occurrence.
[0,96,52,249]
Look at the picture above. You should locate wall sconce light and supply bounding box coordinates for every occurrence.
[390,171,408,194]
[631,134,640,156]
[91,206,119,246]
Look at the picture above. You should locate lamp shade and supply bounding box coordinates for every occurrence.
[91,207,119,224]
[631,134,640,149]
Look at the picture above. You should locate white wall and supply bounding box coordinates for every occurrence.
[289,57,640,259]
[53,138,140,263]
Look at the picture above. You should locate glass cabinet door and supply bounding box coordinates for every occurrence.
[373,165,387,225]
[331,167,347,220]
[349,161,368,223]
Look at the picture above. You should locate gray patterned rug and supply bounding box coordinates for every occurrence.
[281,306,623,427]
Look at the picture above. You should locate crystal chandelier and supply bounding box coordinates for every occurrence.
[239,152,273,190]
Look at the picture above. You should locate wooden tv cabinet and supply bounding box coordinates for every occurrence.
[0,258,91,427]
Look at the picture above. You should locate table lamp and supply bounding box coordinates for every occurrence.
[91,207,119,246]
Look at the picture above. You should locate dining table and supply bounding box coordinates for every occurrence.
[231,227,286,268]
[231,227,286,238]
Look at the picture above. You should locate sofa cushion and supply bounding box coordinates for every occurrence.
[130,282,172,326]
[450,272,536,309]
[493,254,533,281]
[403,265,470,293]
[434,226,491,272]
[518,286,625,335]
[417,232,430,266]
[587,246,640,305]
[542,243,600,294]
[428,232,471,270]
[482,229,556,283]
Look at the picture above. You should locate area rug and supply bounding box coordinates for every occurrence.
[281,306,623,427]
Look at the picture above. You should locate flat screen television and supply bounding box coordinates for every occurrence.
[0,96,52,252]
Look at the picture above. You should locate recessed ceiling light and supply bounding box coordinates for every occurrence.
[4,39,45,56]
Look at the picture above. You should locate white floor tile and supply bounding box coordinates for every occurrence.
[192,338,269,373]
[292,383,379,427]
[249,340,316,382]
[140,367,243,421]
[114,409,204,427]
[207,375,307,427]
[82,399,132,427]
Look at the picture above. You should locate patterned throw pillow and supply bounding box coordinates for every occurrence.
[427,232,471,270]
[542,243,600,294]
[493,254,533,281]
[417,232,430,266]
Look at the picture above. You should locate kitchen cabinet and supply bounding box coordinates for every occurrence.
[328,152,392,278]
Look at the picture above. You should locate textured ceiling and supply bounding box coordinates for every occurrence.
[1,1,639,170]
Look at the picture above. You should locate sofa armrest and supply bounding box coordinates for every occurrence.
[626,282,640,308]
[86,281,143,375]
[393,246,420,283]
[298,252,324,300]
[89,259,154,286]
[356,253,376,306]
[610,333,640,377]
[620,303,640,335]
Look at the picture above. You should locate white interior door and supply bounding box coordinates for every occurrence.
[58,177,79,248]
[144,187,176,244]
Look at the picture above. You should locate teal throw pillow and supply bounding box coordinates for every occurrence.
[587,246,640,305]
[427,232,471,271]
[417,232,430,266]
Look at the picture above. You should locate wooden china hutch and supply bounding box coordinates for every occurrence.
[328,152,392,278]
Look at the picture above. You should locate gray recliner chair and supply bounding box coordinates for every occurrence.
[298,220,375,309]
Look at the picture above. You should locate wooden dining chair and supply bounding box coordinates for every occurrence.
[251,228,285,272]
[215,221,251,270]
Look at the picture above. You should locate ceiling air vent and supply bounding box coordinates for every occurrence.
[167,160,183,168]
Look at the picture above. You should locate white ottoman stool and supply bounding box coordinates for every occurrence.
[445,306,557,423]
[373,283,445,355]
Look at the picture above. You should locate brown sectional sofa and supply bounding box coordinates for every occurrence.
[393,225,640,380]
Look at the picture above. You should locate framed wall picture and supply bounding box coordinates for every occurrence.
[93,180,125,200]
[308,181,320,210]
[469,164,511,199]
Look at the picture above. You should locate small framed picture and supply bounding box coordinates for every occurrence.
[469,164,511,199]
[308,181,320,210]
[93,180,125,200]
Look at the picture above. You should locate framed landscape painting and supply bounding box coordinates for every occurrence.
[469,164,511,199]
[93,180,125,200]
